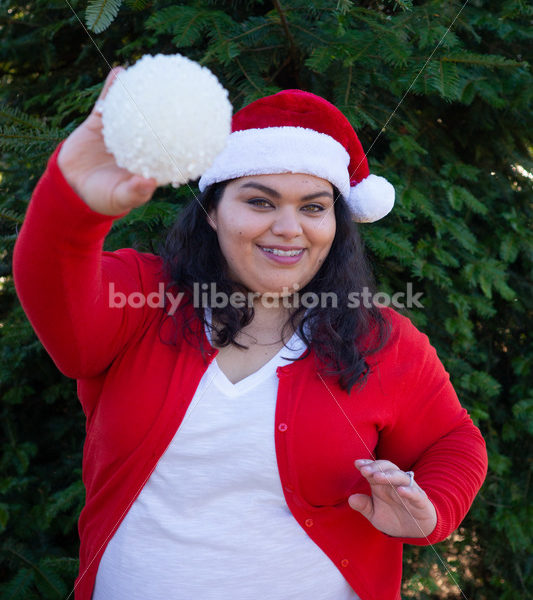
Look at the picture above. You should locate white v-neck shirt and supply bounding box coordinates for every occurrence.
[92,314,359,599]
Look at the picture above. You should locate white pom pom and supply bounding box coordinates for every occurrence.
[101,54,232,186]
[348,174,395,223]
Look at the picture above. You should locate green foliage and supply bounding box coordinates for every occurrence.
[86,0,123,33]
[1,0,531,598]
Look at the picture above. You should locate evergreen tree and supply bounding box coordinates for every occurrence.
[1,1,531,597]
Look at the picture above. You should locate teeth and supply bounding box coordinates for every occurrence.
[262,247,303,257]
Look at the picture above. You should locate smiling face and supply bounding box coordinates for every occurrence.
[207,173,336,296]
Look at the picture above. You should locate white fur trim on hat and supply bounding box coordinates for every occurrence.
[198,127,351,196]
[348,174,395,223]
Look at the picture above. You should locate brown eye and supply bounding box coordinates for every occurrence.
[302,204,325,213]
[247,198,272,208]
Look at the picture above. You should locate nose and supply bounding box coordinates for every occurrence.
[271,207,303,238]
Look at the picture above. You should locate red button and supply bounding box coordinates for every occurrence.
[305,518,314,527]
[278,423,288,432]
[341,558,349,567]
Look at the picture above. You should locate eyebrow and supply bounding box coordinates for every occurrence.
[239,181,334,201]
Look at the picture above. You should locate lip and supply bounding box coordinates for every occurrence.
[257,244,305,265]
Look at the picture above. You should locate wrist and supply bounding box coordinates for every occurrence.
[57,140,85,200]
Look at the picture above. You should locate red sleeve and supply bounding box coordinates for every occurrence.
[375,308,488,545]
[12,143,164,379]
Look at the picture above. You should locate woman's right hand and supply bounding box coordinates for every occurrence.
[57,67,158,217]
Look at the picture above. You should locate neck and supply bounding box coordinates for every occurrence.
[211,295,300,347]
[247,298,295,340]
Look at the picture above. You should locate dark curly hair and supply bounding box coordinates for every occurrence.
[159,182,390,395]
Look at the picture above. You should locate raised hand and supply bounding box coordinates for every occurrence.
[348,459,437,538]
[57,68,158,217]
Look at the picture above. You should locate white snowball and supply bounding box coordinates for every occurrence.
[101,54,232,186]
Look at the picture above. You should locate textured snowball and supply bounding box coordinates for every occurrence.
[101,54,232,186]
[348,174,395,223]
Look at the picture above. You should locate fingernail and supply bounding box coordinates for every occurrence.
[355,459,372,465]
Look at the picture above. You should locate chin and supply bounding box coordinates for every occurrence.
[259,281,301,294]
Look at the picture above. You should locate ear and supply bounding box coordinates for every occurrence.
[207,208,217,231]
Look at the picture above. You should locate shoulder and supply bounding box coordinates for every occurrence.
[380,306,428,344]
[102,247,162,267]
[101,248,167,284]
[370,306,440,368]
[102,248,164,276]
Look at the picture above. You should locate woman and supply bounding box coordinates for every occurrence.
[13,68,488,600]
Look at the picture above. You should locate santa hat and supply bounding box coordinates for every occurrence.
[199,89,394,223]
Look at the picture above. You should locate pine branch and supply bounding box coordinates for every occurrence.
[272,0,301,82]
[0,105,48,132]
[6,548,63,597]
[0,208,25,225]
[272,0,297,53]
[86,0,122,33]
[441,53,522,68]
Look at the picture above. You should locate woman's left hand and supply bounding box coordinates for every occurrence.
[348,459,437,538]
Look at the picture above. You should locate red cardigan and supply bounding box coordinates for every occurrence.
[13,145,488,600]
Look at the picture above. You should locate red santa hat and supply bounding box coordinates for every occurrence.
[199,89,394,223]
